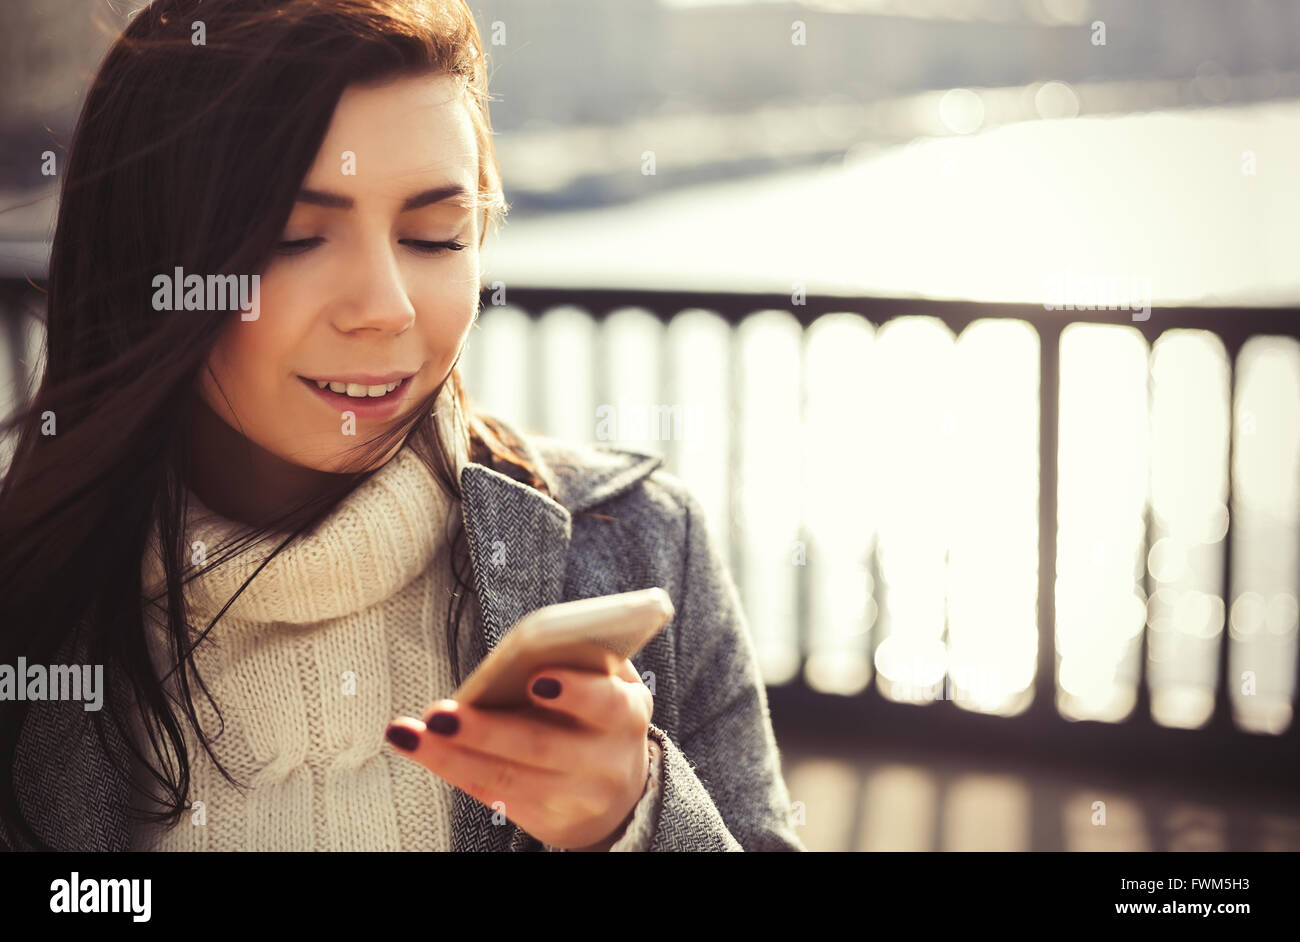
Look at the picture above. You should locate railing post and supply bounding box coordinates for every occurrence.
[1210,334,1243,734]
[1034,320,1062,720]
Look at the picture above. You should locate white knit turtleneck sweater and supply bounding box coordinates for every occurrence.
[131,399,661,852]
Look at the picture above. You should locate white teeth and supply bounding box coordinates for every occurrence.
[312,378,403,397]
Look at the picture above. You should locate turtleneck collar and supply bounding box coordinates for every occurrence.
[142,389,470,628]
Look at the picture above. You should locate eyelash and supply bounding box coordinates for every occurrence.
[274,238,468,257]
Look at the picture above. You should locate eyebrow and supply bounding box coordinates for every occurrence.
[295,183,473,212]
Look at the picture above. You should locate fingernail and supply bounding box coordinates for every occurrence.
[424,711,459,736]
[385,724,419,752]
[532,677,561,699]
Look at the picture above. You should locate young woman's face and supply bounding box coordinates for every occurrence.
[197,73,481,472]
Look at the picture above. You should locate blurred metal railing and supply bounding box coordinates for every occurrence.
[466,287,1300,800]
[3,274,1298,800]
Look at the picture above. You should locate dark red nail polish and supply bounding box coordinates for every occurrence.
[424,711,459,736]
[532,677,561,699]
[386,724,419,752]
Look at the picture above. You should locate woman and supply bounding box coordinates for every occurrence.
[0,0,802,852]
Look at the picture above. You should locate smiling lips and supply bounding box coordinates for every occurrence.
[310,378,404,398]
[298,372,417,420]
[300,371,417,398]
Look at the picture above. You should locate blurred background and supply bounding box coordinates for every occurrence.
[2,0,1299,850]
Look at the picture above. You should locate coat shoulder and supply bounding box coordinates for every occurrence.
[486,420,712,591]
[523,433,710,574]
[524,432,694,519]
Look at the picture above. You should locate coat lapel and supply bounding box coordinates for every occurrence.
[458,463,573,655]
[447,437,664,851]
[450,461,573,851]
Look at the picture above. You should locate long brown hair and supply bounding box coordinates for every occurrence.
[0,0,546,850]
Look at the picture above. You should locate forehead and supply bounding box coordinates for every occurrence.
[304,72,478,199]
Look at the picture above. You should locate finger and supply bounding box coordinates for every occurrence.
[385,716,568,814]
[526,667,653,733]
[614,657,642,685]
[418,699,602,773]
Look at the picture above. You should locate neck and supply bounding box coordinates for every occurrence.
[183,394,351,531]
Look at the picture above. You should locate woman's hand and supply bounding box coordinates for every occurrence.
[385,657,654,850]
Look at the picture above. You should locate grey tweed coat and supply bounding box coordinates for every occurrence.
[3,416,805,852]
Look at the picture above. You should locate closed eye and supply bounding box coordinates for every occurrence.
[276,237,325,256]
[273,237,468,258]
[401,239,468,255]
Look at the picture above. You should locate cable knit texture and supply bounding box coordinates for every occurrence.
[130,398,660,852]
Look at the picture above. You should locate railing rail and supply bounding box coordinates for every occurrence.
[483,287,1300,794]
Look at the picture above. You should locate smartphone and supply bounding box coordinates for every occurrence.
[450,587,675,709]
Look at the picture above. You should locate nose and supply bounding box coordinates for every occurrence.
[329,236,417,335]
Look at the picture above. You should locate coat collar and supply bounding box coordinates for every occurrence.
[456,424,664,653]
[450,422,663,851]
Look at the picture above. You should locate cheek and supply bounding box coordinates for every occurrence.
[196,327,271,434]
[208,317,295,390]
[413,257,479,364]
[199,277,303,409]
[431,298,476,350]
[425,304,477,380]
